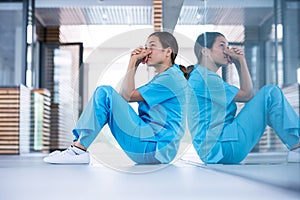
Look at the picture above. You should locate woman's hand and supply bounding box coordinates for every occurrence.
[225,47,254,102]
[130,47,151,67]
[120,46,150,102]
[224,47,245,67]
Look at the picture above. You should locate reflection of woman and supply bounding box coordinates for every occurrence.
[187,32,300,164]
[44,31,187,164]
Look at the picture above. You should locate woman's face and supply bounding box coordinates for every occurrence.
[144,35,170,66]
[208,36,230,67]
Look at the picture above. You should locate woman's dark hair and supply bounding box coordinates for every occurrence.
[194,32,225,64]
[149,31,178,64]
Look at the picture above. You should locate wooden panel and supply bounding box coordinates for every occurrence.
[0,87,20,154]
[153,0,162,31]
[0,86,52,154]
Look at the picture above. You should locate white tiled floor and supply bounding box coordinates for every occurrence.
[0,151,299,200]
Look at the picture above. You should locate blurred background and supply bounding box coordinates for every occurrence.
[0,0,299,156]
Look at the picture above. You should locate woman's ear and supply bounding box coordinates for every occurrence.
[201,47,208,56]
[166,47,172,56]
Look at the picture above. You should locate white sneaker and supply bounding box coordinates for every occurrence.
[287,148,300,163]
[43,146,90,164]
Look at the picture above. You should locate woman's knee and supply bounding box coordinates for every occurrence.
[262,84,282,96]
[93,85,114,99]
[92,85,116,109]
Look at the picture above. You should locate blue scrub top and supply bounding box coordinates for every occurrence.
[137,64,187,144]
[188,65,239,158]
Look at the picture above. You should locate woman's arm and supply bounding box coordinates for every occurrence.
[226,47,254,102]
[120,47,150,102]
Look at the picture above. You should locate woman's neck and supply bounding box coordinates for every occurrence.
[200,60,219,73]
[154,63,173,74]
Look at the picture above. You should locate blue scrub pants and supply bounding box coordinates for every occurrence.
[72,86,160,164]
[213,85,299,164]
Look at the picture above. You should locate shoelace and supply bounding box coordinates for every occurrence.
[48,146,81,157]
[68,146,80,155]
[58,146,80,156]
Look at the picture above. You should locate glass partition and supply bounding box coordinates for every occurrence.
[177,0,299,160]
[0,1,25,86]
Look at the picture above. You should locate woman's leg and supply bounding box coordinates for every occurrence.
[220,85,300,163]
[73,85,159,164]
